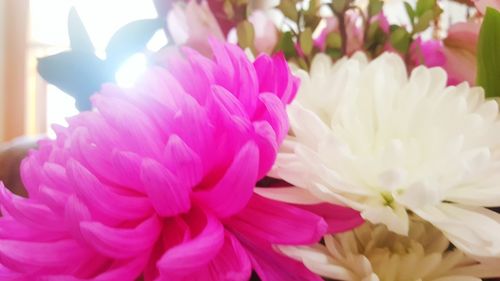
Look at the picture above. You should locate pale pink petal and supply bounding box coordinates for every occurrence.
[254,187,325,205]
[67,160,153,222]
[249,11,278,55]
[475,0,500,14]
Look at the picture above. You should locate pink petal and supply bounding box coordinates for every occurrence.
[144,217,192,281]
[163,134,203,188]
[109,150,143,192]
[225,44,259,116]
[0,216,62,242]
[210,85,249,120]
[0,186,66,233]
[92,95,163,157]
[180,47,217,104]
[0,263,24,281]
[475,0,500,14]
[169,95,214,159]
[0,239,92,269]
[80,215,162,259]
[157,208,224,277]
[187,232,252,281]
[227,194,327,245]
[44,253,150,281]
[207,86,253,144]
[258,93,288,142]
[237,234,323,281]
[194,141,259,218]
[67,160,153,222]
[297,203,364,234]
[253,121,278,179]
[37,184,69,213]
[140,158,191,217]
[254,53,298,104]
[64,195,92,244]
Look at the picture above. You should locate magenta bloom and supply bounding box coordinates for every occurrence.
[0,41,328,280]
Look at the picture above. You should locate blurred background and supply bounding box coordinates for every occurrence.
[0,0,168,142]
[0,0,470,142]
[0,0,470,194]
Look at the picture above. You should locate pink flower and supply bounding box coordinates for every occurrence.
[410,38,446,67]
[167,0,225,56]
[475,0,500,14]
[249,10,279,55]
[411,22,479,85]
[442,22,480,85]
[314,11,364,55]
[0,41,331,280]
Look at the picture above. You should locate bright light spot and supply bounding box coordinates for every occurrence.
[72,0,157,52]
[46,85,79,138]
[115,53,147,88]
[147,30,168,52]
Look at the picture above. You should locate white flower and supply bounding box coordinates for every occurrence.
[280,220,500,281]
[270,52,500,257]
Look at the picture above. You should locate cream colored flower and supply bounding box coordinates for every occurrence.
[270,52,500,257]
[280,220,500,281]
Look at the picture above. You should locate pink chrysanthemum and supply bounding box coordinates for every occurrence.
[0,41,346,281]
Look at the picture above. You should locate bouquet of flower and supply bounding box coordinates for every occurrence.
[3,0,500,280]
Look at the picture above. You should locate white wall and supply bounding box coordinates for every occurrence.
[0,0,5,141]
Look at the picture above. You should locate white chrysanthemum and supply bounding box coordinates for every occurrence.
[271,52,500,257]
[280,220,500,281]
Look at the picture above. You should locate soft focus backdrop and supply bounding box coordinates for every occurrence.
[0,0,168,141]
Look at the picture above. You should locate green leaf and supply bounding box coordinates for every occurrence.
[326,47,343,60]
[326,32,342,49]
[332,0,348,14]
[307,0,321,14]
[368,0,383,16]
[366,21,380,40]
[390,26,411,53]
[279,0,298,20]
[236,20,255,50]
[415,0,435,16]
[223,0,234,19]
[299,27,314,56]
[364,21,388,52]
[477,8,500,97]
[276,31,297,59]
[413,9,434,33]
[296,57,309,70]
[433,4,443,18]
[404,2,415,25]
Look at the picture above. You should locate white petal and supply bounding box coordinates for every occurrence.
[415,204,500,257]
